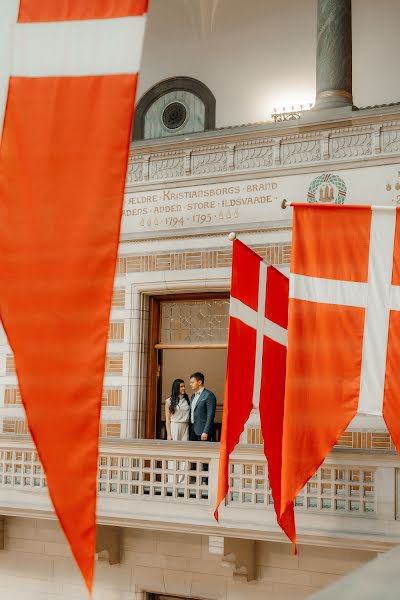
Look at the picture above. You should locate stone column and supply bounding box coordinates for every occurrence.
[314,0,353,110]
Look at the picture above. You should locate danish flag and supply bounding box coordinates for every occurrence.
[215,239,295,543]
[281,204,400,545]
[0,1,147,592]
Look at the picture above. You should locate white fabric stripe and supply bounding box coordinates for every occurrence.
[230,296,288,347]
[390,284,400,311]
[264,319,288,347]
[12,16,146,77]
[229,297,257,329]
[290,273,368,308]
[358,207,397,415]
[0,1,20,144]
[252,262,267,409]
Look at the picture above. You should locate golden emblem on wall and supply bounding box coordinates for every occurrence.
[307,173,347,204]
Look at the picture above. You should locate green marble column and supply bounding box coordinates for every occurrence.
[314,0,353,109]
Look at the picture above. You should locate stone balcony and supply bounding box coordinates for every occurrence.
[0,436,399,553]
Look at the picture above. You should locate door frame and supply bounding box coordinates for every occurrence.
[145,292,229,439]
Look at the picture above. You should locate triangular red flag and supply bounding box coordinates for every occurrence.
[0,1,148,592]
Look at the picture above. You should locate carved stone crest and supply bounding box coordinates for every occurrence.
[307,173,347,204]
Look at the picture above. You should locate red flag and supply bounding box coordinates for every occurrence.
[215,240,294,543]
[260,264,295,548]
[281,204,400,546]
[0,1,148,592]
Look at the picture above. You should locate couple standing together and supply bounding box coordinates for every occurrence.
[165,372,216,441]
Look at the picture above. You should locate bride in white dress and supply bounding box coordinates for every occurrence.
[165,378,190,441]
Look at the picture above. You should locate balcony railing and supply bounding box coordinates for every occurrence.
[0,436,400,549]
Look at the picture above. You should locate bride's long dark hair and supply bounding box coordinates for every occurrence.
[169,378,189,415]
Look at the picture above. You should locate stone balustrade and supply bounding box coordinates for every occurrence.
[0,436,399,551]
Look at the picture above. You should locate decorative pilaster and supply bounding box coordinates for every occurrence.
[273,138,282,166]
[142,154,150,181]
[227,143,235,170]
[184,149,192,176]
[314,0,353,110]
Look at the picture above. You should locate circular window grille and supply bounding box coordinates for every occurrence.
[162,102,187,130]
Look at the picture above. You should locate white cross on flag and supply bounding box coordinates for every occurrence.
[0,1,147,592]
[215,239,295,543]
[281,204,400,546]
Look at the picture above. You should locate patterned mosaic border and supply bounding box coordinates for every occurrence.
[117,244,291,274]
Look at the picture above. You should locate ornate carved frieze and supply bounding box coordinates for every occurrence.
[192,150,228,175]
[149,156,185,180]
[235,145,273,170]
[282,139,321,165]
[126,159,143,184]
[382,129,400,154]
[330,133,372,159]
[127,118,400,186]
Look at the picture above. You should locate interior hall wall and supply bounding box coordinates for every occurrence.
[138,0,317,128]
[138,0,400,129]
[352,0,400,108]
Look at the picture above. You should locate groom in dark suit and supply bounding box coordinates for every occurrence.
[189,372,217,441]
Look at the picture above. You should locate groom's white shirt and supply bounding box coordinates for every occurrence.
[190,387,204,424]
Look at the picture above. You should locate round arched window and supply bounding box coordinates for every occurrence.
[133,77,216,141]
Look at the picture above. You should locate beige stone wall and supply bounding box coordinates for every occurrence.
[0,517,377,600]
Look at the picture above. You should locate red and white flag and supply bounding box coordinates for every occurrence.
[0,1,148,592]
[281,204,400,545]
[215,239,294,542]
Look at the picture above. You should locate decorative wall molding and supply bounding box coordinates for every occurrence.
[126,161,142,185]
[282,139,321,165]
[382,129,400,155]
[235,145,273,170]
[149,157,185,180]
[127,117,400,187]
[330,133,372,159]
[116,244,291,275]
[192,150,228,175]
